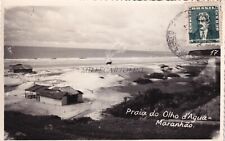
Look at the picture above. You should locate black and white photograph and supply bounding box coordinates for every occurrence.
[3,1,223,140]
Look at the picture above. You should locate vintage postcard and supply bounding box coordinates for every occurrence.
[2,0,224,140]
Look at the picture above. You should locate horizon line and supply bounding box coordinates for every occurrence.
[4,45,171,53]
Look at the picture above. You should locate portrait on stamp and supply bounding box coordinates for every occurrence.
[189,6,219,43]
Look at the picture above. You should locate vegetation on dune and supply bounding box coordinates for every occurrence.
[106,83,219,120]
[5,111,219,140]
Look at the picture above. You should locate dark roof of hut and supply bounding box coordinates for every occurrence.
[52,86,83,95]
[26,84,83,100]
[25,84,49,92]
[38,86,83,100]
[10,64,32,70]
[38,89,68,100]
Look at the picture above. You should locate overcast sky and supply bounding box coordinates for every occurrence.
[4,2,183,51]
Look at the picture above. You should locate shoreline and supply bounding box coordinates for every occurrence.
[4,56,185,69]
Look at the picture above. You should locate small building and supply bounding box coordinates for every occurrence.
[37,87,83,106]
[25,84,49,99]
[25,85,83,105]
[9,64,33,73]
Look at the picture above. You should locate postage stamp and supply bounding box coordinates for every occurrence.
[167,2,221,62]
[188,6,220,43]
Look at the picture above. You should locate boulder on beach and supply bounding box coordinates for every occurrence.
[160,64,169,68]
[106,61,112,65]
[133,78,152,84]
[99,76,104,79]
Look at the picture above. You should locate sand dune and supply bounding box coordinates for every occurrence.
[4,66,129,120]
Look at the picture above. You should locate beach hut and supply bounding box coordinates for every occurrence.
[37,86,83,106]
[9,64,33,73]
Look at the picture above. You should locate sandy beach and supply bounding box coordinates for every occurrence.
[4,57,190,119]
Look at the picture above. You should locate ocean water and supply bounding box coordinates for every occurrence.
[4,46,173,59]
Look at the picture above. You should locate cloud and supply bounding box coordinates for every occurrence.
[4,3,183,51]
